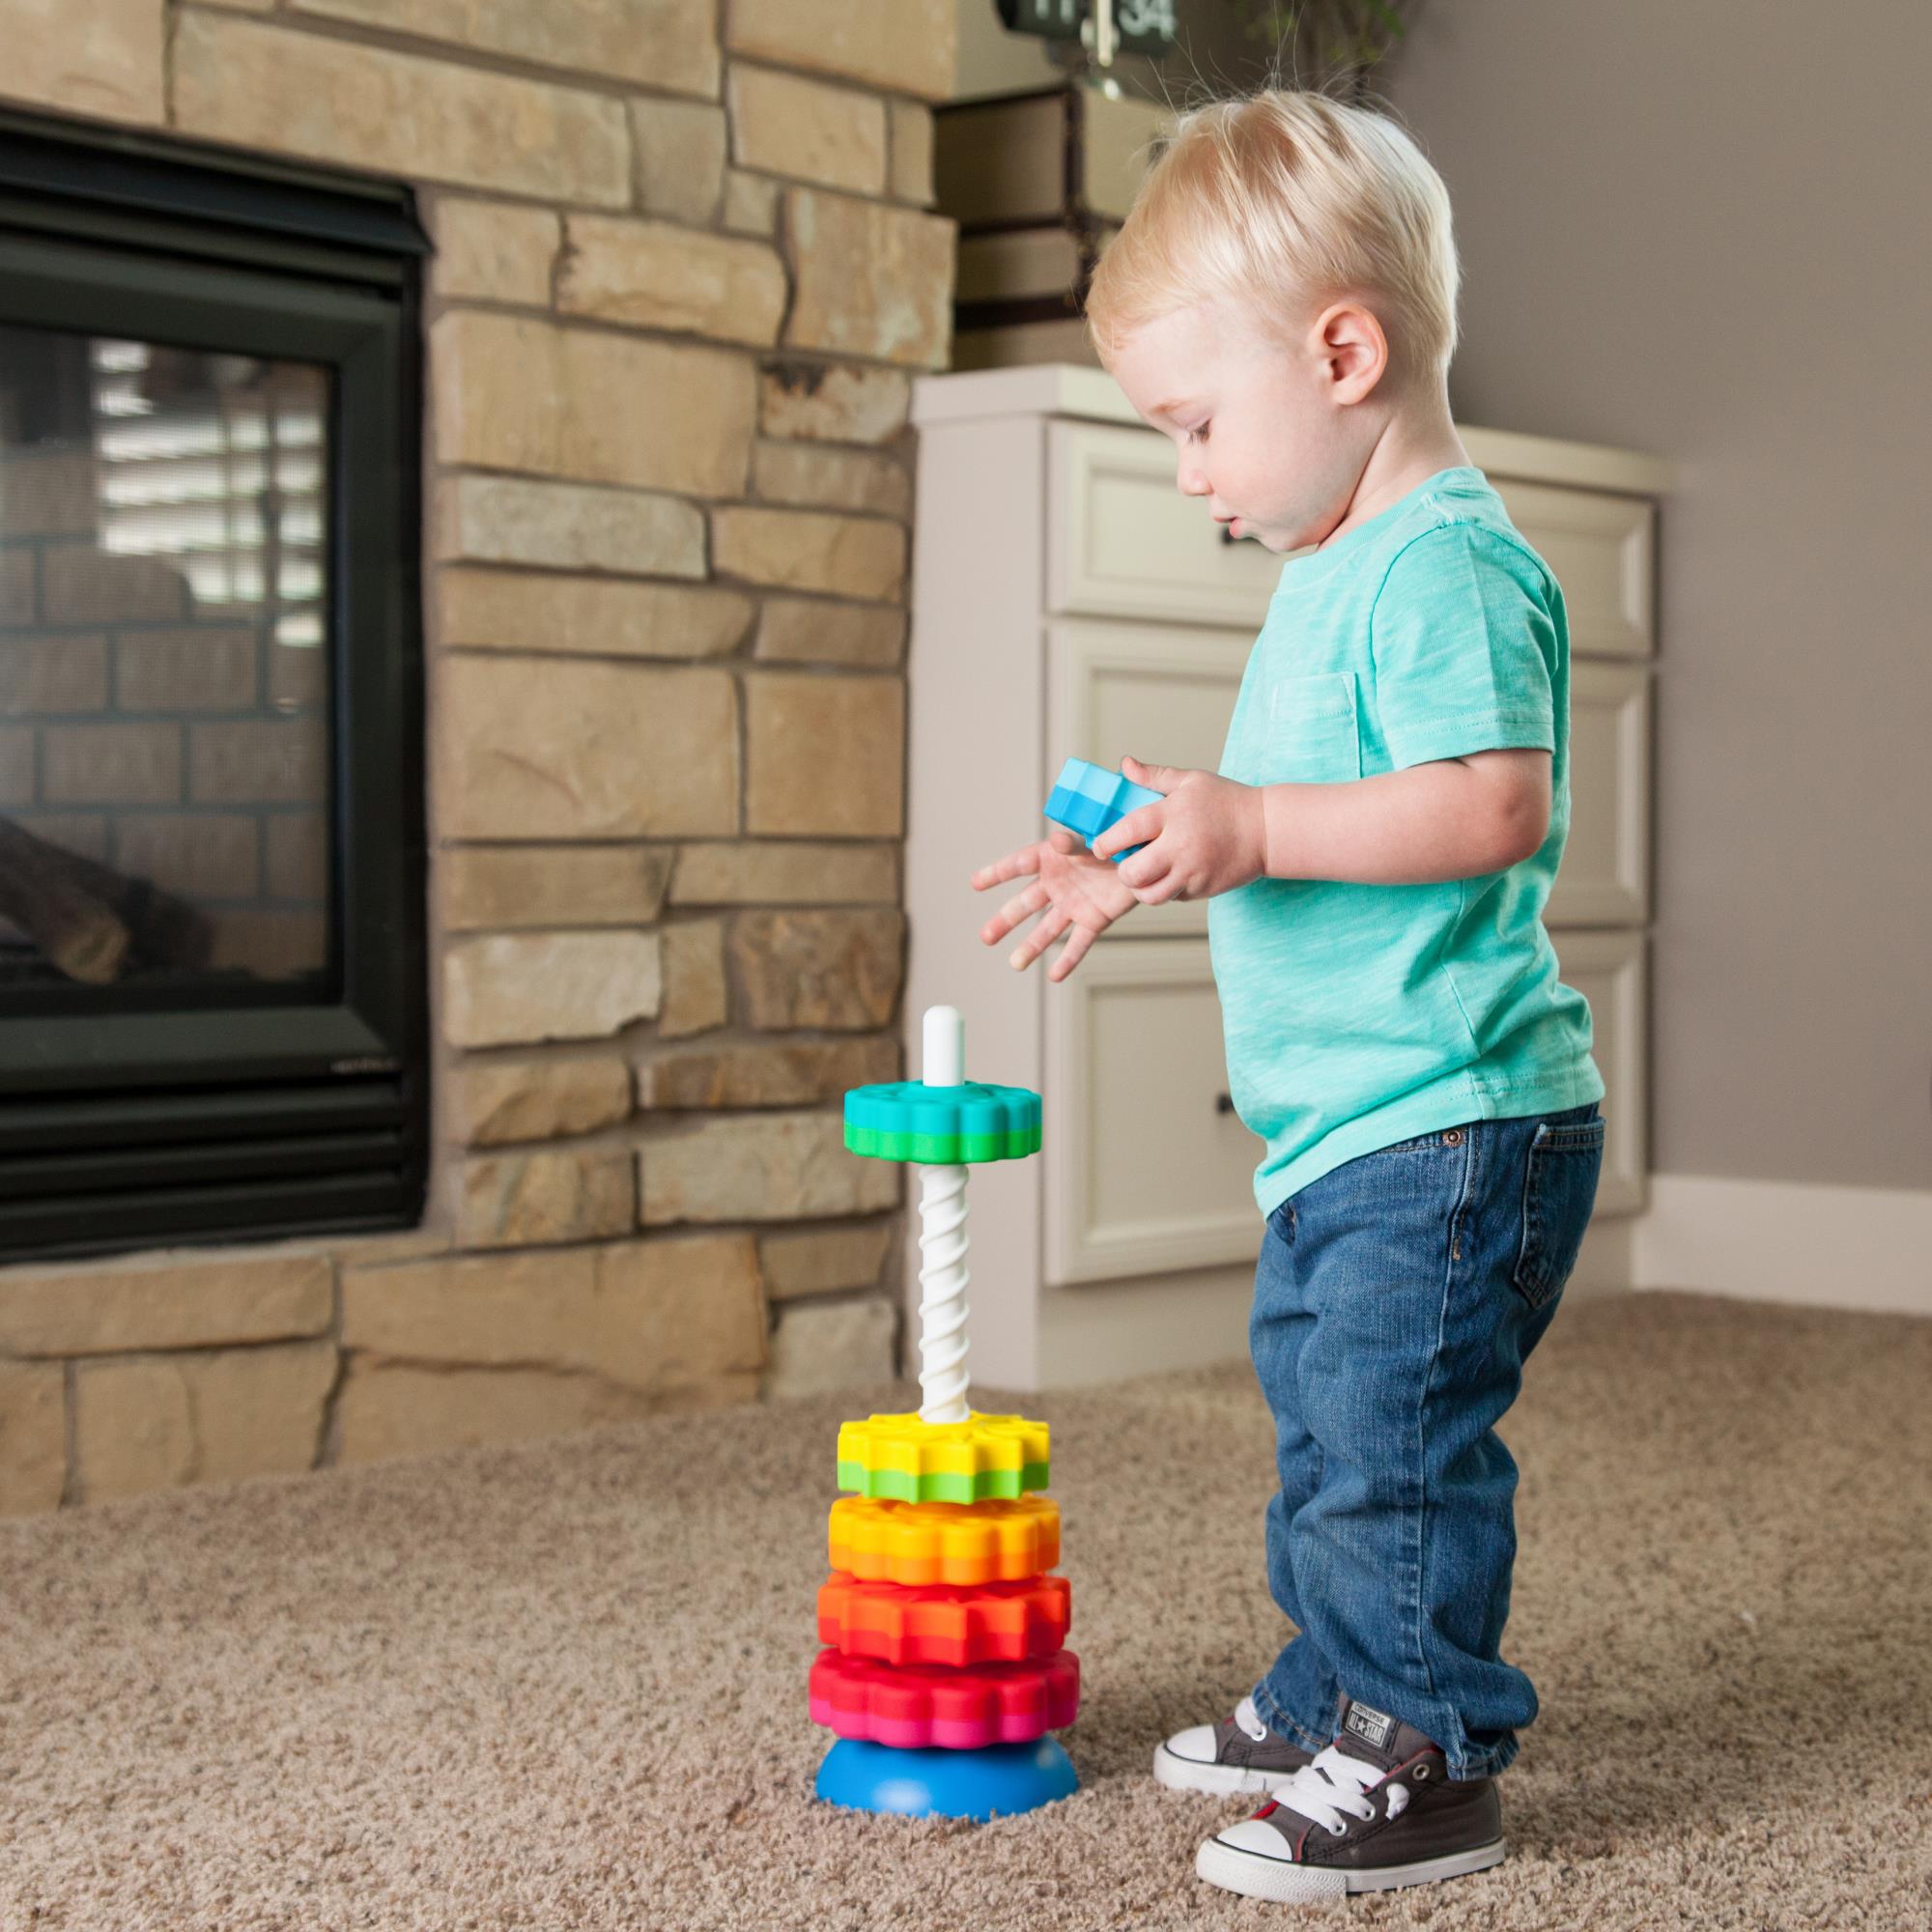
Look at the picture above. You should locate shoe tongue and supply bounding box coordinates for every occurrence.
[1331,1697,1438,1773]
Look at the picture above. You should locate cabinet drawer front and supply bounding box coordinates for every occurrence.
[1043,937,1264,1283]
[1490,478,1654,660]
[1548,659,1650,925]
[1046,619,1251,939]
[1549,927,1647,1215]
[1048,420,1284,626]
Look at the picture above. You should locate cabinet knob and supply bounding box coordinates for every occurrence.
[1215,1092,1235,1114]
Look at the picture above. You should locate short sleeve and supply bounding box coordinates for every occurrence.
[1369,524,1558,770]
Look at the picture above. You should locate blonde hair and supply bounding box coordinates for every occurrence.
[1085,88,1461,396]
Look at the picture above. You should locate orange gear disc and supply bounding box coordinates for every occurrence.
[817,1571,1070,1667]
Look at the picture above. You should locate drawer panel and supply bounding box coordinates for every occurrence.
[1549,926,1647,1215]
[1548,659,1650,925]
[1042,937,1264,1283]
[1047,419,1284,626]
[1490,478,1654,660]
[1045,619,1252,939]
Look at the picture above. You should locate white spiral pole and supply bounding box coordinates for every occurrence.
[916,1006,971,1425]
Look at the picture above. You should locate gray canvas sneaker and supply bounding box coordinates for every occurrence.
[1153,1692,1317,1796]
[1195,1696,1506,1902]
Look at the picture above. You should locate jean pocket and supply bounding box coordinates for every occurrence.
[1511,1114,1606,1310]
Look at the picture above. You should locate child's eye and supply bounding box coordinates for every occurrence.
[1185,420,1210,444]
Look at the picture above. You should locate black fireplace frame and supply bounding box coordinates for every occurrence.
[0,110,430,1260]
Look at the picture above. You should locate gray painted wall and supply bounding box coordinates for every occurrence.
[1377,1,1932,1191]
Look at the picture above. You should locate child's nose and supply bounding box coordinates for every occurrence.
[1176,459,1209,497]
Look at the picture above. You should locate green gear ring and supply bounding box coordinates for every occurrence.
[842,1079,1042,1165]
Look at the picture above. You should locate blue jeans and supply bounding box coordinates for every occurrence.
[1246,1100,1605,1781]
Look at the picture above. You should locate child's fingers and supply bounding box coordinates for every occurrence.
[1121,755,1182,794]
[1046,923,1097,981]
[1133,868,1187,907]
[1001,880,1049,927]
[1092,804,1162,862]
[970,844,1040,891]
[1117,838,1172,895]
[1008,906,1069,972]
[979,880,1047,947]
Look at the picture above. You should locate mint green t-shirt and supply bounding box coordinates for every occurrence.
[1209,465,1604,1217]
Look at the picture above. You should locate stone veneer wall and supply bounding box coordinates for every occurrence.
[0,0,957,1515]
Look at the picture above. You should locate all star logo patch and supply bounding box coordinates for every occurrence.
[1343,1702,1397,1751]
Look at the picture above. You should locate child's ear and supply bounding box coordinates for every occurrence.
[1315,300,1388,400]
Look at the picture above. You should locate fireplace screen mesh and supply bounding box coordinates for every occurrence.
[0,323,333,989]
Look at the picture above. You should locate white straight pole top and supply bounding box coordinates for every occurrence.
[923,1005,965,1089]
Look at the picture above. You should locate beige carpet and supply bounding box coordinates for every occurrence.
[4,1291,1930,1931]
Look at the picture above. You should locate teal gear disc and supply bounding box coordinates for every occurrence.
[843,1080,1042,1164]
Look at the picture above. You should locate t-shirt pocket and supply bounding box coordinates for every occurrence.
[1247,671,1361,784]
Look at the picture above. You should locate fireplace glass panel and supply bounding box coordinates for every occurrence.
[0,108,427,1260]
[0,323,333,992]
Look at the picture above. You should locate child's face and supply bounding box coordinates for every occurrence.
[1106,292,1387,555]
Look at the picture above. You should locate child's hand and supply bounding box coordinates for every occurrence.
[1092,756,1266,902]
[972,828,1139,981]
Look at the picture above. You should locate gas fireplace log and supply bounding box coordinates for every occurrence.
[0,818,213,980]
[0,819,131,983]
[43,832,214,973]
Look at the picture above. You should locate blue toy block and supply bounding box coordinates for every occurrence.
[815,1737,1078,1820]
[1042,757,1163,863]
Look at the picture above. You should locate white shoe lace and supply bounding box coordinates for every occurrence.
[1233,1694,1270,1743]
[1271,1745,1395,1836]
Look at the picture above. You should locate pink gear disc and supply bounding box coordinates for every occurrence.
[808,1646,1080,1749]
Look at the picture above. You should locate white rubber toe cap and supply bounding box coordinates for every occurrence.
[1164,1722,1219,1765]
[1211,1818,1296,1861]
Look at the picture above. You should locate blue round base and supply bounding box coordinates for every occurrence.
[815,1737,1078,1820]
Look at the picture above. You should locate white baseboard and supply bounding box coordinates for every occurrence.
[1633,1174,1932,1317]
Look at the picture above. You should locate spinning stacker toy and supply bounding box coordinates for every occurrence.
[811,1004,1077,1821]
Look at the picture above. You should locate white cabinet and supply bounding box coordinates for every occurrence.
[905,364,1670,1390]
[1041,936,1260,1283]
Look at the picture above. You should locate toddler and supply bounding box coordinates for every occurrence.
[972,89,1605,1905]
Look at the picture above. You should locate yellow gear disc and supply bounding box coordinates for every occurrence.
[826,1493,1062,1586]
